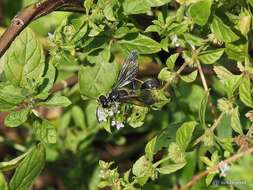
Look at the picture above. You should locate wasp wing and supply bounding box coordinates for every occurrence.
[114,50,139,89]
[118,89,156,106]
[116,91,146,107]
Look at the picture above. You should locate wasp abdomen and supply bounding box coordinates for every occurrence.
[141,78,161,89]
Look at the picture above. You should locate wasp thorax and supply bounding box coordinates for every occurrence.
[109,90,119,101]
[99,95,109,108]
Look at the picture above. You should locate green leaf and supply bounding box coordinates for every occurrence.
[1,28,45,88]
[187,0,213,26]
[70,18,88,44]
[0,84,27,111]
[132,156,154,185]
[0,172,8,190]
[103,4,116,21]
[239,15,251,36]
[210,16,240,43]
[206,173,216,186]
[199,91,209,128]
[123,0,150,15]
[249,0,253,6]
[214,66,242,98]
[39,95,71,107]
[0,152,28,171]
[166,53,179,71]
[4,108,30,127]
[146,0,171,7]
[71,106,85,128]
[114,26,133,39]
[118,34,161,54]
[145,25,162,34]
[33,119,57,144]
[230,107,243,135]
[176,121,197,151]
[156,162,186,174]
[9,144,46,190]
[168,142,186,163]
[198,48,225,64]
[184,33,206,46]
[127,105,149,128]
[180,70,198,83]
[37,62,56,96]
[145,136,157,161]
[225,42,248,62]
[79,61,119,98]
[145,127,178,162]
[158,68,171,81]
[239,75,253,108]
[84,0,93,13]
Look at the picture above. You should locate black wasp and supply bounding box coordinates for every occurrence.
[96,50,162,129]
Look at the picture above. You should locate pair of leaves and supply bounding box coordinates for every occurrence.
[145,121,196,175]
[159,121,196,174]
[4,94,71,128]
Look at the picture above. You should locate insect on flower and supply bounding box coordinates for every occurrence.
[96,50,170,129]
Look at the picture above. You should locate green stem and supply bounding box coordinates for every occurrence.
[153,156,170,168]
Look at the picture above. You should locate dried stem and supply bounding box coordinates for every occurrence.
[0,0,84,57]
[196,60,217,117]
[210,112,225,131]
[162,61,188,91]
[197,60,208,91]
[50,75,78,93]
[180,147,253,190]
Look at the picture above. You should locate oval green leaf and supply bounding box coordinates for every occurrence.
[1,28,45,88]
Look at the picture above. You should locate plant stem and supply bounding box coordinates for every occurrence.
[176,61,189,75]
[180,147,253,190]
[197,60,218,117]
[210,112,225,132]
[0,0,84,57]
[153,156,171,168]
[162,61,188,91]
[197,60,208,91]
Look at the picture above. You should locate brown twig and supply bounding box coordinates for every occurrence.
[50,75,78,93]
[180,147,253,190]
[0,0,84,57]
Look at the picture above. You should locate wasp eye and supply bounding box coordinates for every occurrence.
[99,95,109,108]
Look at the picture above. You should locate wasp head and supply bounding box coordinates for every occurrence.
[99,95,109,108]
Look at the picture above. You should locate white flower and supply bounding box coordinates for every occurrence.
[219,161,230,177]
[171,35,180,47]
[111,120,116,126]
[116,122,124,130]
[108,110,114,116]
